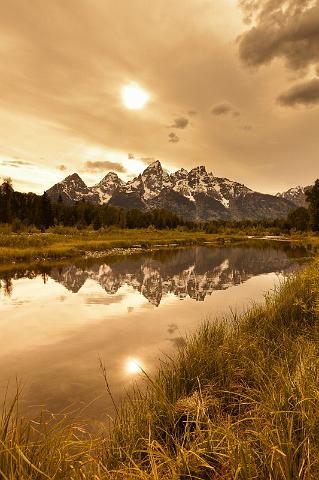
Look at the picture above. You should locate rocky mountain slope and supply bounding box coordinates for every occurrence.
[46,160,296,220]
[276,186,308,208]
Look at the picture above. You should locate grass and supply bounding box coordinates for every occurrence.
[0,228,246,264]
[1,258,319,478]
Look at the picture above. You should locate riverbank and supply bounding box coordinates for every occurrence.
[0,228,248,264]
[0,227,318,265]
[1,256,319,478]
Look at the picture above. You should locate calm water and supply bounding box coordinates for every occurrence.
[0,242,309,423]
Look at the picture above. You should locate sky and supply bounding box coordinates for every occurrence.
[0,0,318,195]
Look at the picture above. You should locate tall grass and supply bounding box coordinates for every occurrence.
[1,260,319,478]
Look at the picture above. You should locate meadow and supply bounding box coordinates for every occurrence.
[1,255,319,479]
[0,227,249,264]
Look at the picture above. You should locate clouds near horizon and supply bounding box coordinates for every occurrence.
[84,160,126,173]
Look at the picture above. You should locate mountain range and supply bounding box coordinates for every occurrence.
[46,160,309,221]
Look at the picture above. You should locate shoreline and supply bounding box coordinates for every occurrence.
[0,229,317,270]
[0,229,248,266]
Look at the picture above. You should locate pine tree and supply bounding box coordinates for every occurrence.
[305,180,319,232]
[40,192,53,229]
[287,207,310,232]
[0,177,13,223]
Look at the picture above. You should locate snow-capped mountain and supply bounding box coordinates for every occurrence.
[91,172,125,204]
[276,186,308,208]
[46,173,100,203]
[46,160,296,220]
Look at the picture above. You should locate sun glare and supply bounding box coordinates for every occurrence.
[126,358,143,374]
[122,84,150,110]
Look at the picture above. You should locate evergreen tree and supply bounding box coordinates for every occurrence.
[287,207,310,232]
[0,177,13,223]
[39,192,53,229]
[305,180,319,232]
[93,214,102,230]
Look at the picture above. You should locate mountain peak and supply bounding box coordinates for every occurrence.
[99,171,122,182]
[65,173,82,180]
[190,165,207,174]
[63,173,86,185]
[277,185,308,207]
[144,160,162,171]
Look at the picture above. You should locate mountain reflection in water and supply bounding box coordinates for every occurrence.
[1,244,308,306]
[0,243,310,420]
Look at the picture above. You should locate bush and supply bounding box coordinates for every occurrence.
[11,218,24,233]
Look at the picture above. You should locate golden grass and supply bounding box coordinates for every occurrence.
[0,228,245,264]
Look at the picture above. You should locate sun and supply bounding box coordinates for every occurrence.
[126,358,143,374]
[122,84,150,110]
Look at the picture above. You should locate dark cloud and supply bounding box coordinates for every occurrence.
[170,117,189,129]
[239,1,319,71]
[277,78,319,106]
[0,159,32,168]
[83,160,126,173]
[57,164,67,171]
[211,103,233,115]
[211,102,240,117]
[168,132,179,143]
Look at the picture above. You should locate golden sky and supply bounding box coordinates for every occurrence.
[0,0,318,194]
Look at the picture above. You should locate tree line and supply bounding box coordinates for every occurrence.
[0,178,190,231]
[0,177,319,233]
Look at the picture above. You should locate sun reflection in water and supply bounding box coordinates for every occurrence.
[126,358,143,374]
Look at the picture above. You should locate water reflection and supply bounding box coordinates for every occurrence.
[0,243,310,420]
[0,243,309,305]
[126,358,144,374]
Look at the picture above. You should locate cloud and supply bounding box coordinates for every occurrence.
[140,156,155,163]
[168,132,179,143]
[57,164,67,171]
[211,102,240,117]
[211,103,233,115]
[277,78,319,106]
[239,1,319,71]
[169,116,189,129]
[241,124,253,131]
[83,160,126,172]
[0,159,33,168]
[188,110,197,116]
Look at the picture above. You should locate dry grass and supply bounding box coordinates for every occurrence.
[0,228,244,264]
